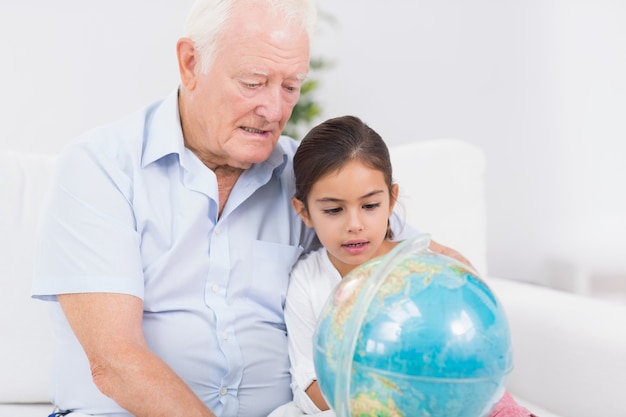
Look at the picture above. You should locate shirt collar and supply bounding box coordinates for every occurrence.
[141,88,185,168]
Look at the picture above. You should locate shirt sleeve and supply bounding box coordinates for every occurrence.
[285,261,323,414]
[32,141,144,300]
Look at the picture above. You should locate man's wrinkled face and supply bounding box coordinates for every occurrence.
[185,7,310,169]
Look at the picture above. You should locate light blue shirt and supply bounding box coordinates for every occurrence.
[32,89,317,417]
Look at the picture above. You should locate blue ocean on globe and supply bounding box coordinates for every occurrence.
[313,235,513,417]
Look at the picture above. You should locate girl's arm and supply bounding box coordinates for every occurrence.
[304,380,329,411]
[285,261,331,414]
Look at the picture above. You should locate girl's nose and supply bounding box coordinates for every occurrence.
[347,211,364,233]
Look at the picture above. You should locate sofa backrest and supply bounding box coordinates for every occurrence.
[389,138,488,276]
[0,138,488,404]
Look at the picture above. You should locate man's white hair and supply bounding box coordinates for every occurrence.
[183,0,317,74]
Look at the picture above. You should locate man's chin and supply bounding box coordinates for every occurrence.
[235,149,274,167]
[248,141,276,158]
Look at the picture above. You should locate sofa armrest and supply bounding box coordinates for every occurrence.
[489,277,626,417]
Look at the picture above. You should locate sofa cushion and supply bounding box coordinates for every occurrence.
[491,277,626,417]
[0,403,55,417]
[0,150,57,403]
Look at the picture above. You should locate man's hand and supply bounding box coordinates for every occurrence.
[429,240,476,273]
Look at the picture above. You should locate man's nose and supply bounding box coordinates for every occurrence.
[255,86,285,123]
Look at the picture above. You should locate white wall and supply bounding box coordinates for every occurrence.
[0,0,193,154]
[312,0,626,288]
[1,1,624,289]
[550,1,626,283]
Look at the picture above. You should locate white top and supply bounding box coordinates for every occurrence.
[284,247,341,414]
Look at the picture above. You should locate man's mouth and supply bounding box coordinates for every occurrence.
[241,126,267,134]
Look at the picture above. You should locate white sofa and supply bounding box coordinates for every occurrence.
[1,140,625,417]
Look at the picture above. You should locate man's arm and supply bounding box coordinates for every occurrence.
[429,240,475,271]
[58,292,216,417]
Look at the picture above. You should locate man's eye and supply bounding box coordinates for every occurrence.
[323,207,342,215]
[246,83,261,88]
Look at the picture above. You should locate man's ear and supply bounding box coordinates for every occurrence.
[177,37,198,90]
[292,197,313,228]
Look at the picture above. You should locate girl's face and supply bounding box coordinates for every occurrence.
[293,160,399,277]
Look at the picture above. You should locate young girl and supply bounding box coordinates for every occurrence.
[284,115,535,416]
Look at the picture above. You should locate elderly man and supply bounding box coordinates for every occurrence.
[34,1,317,416]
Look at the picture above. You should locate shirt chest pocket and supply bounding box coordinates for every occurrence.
[246,241,303,317]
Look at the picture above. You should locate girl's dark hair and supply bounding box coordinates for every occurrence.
[293,115,396,237]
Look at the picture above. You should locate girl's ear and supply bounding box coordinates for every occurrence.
[292,197,314,228]
[389,183,400,215]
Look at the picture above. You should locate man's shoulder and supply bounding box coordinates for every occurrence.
[59,93,177,170]
[64,102,157,152]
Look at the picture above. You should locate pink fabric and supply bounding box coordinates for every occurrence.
[489,391,537,417]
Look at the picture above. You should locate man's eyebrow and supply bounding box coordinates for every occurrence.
[251,69,270,77]
[249,69,308,81]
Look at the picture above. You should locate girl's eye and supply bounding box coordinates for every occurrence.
[363,202,382,210]
[323,207,342,215]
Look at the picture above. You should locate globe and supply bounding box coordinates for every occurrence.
[313,234,513,417]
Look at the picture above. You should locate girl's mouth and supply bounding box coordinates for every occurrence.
[342,241,369,255]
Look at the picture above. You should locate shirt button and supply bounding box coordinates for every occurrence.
[215,226,221,235]
[219,386,228,396]
[221,331,229,341]
[211,284,220,293]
